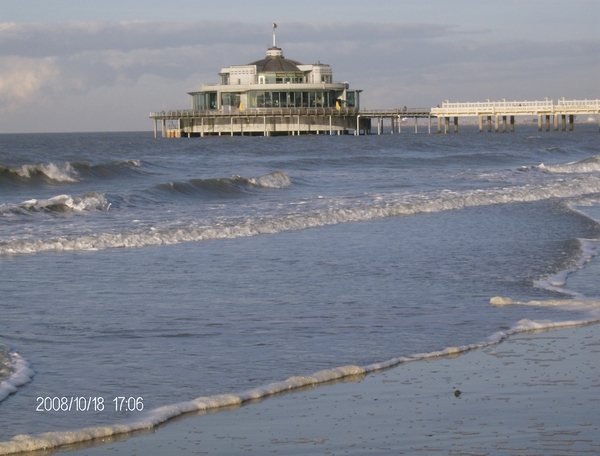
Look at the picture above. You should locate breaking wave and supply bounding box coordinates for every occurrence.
[0,163,79,184]
[0,315,597,455]
[2,176,600,255]
[0,347,34,404]
[71,160,143,179]
[17,193,111,213]
[154,171,292,197]
[0,160,143,186]
[536,155,600,174]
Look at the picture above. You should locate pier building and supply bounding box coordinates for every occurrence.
[150,28,599,137]
[150,27,364,137]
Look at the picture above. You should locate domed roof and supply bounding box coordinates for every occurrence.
[248,47,302,73]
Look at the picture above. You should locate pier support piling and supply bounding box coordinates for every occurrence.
[453,116,458,134]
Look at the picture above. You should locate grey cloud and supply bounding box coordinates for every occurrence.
[0,20,484,58]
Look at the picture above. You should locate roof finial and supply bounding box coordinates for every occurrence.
[272,23,277,47]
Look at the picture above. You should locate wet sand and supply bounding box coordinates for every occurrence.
[52,323,600,455]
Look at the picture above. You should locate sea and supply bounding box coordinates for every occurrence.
[1,125,600,453]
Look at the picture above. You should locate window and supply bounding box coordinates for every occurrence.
[347,91,355,108]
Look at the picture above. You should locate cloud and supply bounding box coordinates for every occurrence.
[0,56,61,109]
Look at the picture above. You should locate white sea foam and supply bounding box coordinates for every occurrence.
[538,155,600,174]
[18,193,111,213]
[0,351,34,404]
[11,163,79,182]
[248,171,292,188]
[533,238,598,296]
[1,315,597,455]
[490,296,600,309]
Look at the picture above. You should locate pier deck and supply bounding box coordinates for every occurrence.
[150,99,599,137]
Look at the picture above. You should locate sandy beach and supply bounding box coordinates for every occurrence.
[35,322,597,455]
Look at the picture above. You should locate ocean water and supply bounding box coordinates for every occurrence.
[1,126,600,453]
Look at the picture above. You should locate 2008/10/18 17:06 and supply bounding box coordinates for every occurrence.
[36,396,144,412]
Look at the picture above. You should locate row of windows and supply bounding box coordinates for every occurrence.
[248,91,332,108]
[193,90,358,110]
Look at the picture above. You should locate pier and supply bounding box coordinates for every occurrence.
[431,98,600,134]
[151,99,598,137]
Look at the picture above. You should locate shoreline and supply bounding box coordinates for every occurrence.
[4,321,599,455]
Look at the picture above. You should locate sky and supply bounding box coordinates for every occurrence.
[0,0,599,133]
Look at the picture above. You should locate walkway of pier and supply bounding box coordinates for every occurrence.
[431,98,600,133]
[150,98,599,137]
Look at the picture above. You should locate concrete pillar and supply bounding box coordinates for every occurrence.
[546,115,550,131]
[538,115,542,131]
[378,117,382,135]
[487,116,492,132]
[562,114,566,131]
[495,115,499,132]
[414,117,418,134]
[330,116,333,135]
[264,116,267,136]
[510,116,514,133]
[162,119,166,138]
[201,118,204,137]
[437,116,442,134]
[569,115,574,131]
[428,116,431,134]
[231,117,234,136]
[453,116,458,134]
[444,117,450,134]
[154,119,157,139]
[502,116,507,133]
[553,114,559,131]
[479,115,483,132]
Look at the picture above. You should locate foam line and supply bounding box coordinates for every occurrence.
[0,353,34,404]
[3,176,600,255]
[1,316,598,455]
[533,238,598,297]
[538,155,600,174]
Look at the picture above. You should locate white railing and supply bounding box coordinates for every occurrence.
[556,99,600,108]
[431,99,600,114]
[435,100,553,110]
[150,107,360,118]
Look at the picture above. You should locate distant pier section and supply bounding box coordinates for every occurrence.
[431,98,600,133]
